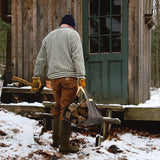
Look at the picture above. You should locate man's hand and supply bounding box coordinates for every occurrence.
[31,77,42,91]
[77,78,85,88]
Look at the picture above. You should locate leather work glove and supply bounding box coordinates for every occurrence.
[77,78,85,88]
[31,77,42,91]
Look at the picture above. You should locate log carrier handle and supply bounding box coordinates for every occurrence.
[76,86,89,97]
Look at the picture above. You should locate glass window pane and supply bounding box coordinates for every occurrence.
[100,0,110,16]
[90,0,98,16]
[100,36,110,52]
[112,16,121,34]
[90,18,99,36]
[111,35,121,52]
[112,0,121,14]
[100,17,110,34]
[90,37,99,53]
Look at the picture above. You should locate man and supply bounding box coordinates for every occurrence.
[32,14,85,153]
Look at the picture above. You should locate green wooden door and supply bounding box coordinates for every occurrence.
[83,0,128,104]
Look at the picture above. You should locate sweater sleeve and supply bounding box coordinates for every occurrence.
[33,41,47,77]
[70,31,85,78]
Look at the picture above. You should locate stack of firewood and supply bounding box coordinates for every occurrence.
[64,100,88,124]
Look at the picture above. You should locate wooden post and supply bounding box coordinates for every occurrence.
[101,116,121,141]
[42,101,56,113]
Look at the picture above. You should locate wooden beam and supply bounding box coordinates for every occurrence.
[2,87,53,94]
[124,107,160,121]
[97,104,124,112]
[103,117,121,125]
[0,104,46,114]
[34,112,54,118]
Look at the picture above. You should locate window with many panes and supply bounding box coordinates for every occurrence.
[89,0,122,54]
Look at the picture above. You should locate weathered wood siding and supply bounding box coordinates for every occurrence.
[11,0,152,105]
[128,0,152,104]
[11,0,82,83]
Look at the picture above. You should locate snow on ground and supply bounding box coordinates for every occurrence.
[123,87,160,108]
[0,88,160,159]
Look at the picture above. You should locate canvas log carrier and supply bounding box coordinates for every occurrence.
[63,86,103,126]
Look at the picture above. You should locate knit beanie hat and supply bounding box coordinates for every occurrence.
[60,14,75,28]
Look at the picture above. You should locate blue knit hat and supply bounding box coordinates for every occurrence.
[60,14,75,28]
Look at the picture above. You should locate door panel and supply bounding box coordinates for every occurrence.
[83,0,128,104]
[108,61,122,96]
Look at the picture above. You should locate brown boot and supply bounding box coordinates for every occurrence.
[59,120,79,153]
[52,115,59,148]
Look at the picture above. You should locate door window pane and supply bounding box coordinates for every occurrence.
[100,36,110,52]
[112,0,121,14]
[112,16,121,34]
[90,18,99,35]
[112,35,121,52]
[90,37,99,53]
[100,0,110,16]
[90,0,98,16]
[100,17,110,34]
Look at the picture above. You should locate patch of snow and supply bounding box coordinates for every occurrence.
[1,102,44,107]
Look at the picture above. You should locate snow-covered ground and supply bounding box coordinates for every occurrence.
[0,87,160,160]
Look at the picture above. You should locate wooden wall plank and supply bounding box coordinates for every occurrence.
[66,0,71,14]
[148,0,152,99]
[37,0,41,50]
[51,0,54,29]
[32,0,38,79]
[143,0,148,102]
[43,0,48,35]
[48,0,52,32]
[128,0,136,104]
[139,0,144,103]
[78,0,82,38]
[27,0,33,82]
[17,0,23,78]
[11,0,18,76]
[53,0,58,29]
[39,0,45,82]
[71,0,74,15]
[23,0,29,80]
[59,0,63,24]
[73,0,78,30]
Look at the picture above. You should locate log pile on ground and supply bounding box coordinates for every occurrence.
[64,100,88,124]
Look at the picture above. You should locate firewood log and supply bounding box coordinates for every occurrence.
[68,103,78,112]
[78,107,88,118]
[71,110,79,118]
[78,116,86,123]
[79,100,87,108]
[65,111,71,120]
[71,119,77,124]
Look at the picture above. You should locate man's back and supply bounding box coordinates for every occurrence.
[36,27,85,79]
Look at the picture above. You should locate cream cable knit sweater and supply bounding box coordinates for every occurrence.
[33,27,85,79]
